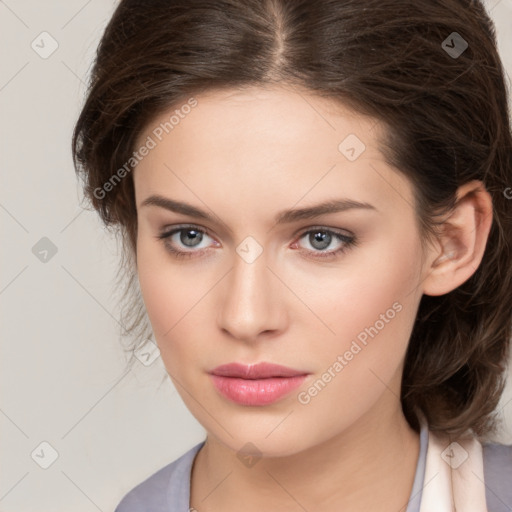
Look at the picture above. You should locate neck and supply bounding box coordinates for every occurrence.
[190,398,420,512]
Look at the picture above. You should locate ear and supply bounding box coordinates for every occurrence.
[422,180,493,297]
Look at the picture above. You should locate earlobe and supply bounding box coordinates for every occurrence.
[422,180,493,297]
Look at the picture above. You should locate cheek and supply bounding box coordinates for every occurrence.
[136,235,218,371]
[289,243,421,436]
[137,241,176,335]
[293,225,423,368]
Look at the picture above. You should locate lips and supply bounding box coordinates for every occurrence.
[209,362,309,406]
[210,362,307,379]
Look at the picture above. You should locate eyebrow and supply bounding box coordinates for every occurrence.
[140,195,376,225]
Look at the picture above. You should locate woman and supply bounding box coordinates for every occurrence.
[72,0,512,510]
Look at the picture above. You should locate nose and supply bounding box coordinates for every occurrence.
[216,250,287,343]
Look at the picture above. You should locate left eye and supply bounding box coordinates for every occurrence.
[296,229,354,254]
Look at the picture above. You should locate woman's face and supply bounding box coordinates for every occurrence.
[133,85,429,456]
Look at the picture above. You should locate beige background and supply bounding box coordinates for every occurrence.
[1,0,511,510]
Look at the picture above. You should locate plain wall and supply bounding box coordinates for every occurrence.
[1,1,511,510]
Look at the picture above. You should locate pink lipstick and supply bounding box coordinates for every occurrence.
[209,362,308,406]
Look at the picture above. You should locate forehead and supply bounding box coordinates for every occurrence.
[141,84,381,152]
[133,85,415,221]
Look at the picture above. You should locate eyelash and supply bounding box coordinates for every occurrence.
[156,224,357,260]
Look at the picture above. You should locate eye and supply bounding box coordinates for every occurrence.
[157,225,219,259]
[292,228,356,259]
[157,225,356,261]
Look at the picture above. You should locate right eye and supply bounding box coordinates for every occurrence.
[157,225,220,259]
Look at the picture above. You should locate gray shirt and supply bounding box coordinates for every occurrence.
[114,424,512,511]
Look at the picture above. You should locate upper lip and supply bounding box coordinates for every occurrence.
[210,362,308,379]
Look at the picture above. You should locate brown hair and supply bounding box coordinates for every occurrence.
[72,0,512,438]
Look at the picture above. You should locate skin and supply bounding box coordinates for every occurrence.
[132,84,493,511]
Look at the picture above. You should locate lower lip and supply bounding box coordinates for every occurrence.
[210,374,307,406]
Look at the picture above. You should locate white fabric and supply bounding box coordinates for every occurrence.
[420,429,488,512]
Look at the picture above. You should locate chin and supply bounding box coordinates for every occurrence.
[205,419,317,459]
